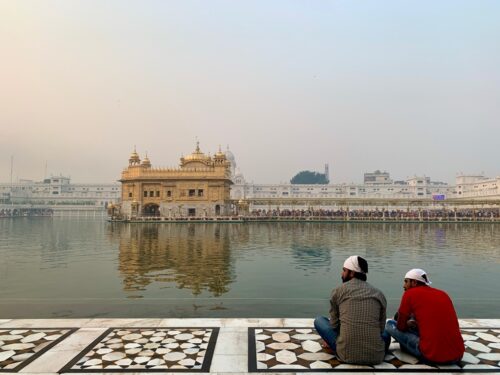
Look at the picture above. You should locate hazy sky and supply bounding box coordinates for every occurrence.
[1,0,499,184]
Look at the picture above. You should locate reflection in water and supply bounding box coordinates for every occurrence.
[111,223,237,297]
[109,222,500,300]
[2,218,499,318]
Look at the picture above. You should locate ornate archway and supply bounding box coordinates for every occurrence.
[143,203,160,217]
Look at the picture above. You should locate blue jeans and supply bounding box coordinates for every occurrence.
[385,319,421,358]
[314,316,340,351]
[314,316,391,353]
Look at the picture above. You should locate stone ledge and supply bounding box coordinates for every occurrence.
[0,319,497,374]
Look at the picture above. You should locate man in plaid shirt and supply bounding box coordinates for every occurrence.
[314,255,390,364]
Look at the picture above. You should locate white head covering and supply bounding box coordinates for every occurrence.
[343,255,366,274]
[405,268,432,285]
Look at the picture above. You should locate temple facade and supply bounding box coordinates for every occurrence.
[118,143,233,218]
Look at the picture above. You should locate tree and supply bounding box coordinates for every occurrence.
[290,170,329,184]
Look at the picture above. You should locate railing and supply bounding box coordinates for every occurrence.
[110,215,500,223]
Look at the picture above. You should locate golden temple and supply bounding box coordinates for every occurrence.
[116,143,233,219]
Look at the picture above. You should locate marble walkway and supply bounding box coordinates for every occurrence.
[0,318,499,374]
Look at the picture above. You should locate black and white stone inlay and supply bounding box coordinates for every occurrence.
[0,328,76,372]
[248,327,500,372]
[61,327,219,372]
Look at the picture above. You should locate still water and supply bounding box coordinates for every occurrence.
[0,218,499,318]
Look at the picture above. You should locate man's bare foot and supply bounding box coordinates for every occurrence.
[320,340,335,354]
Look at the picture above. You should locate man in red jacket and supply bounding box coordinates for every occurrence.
[385,268,464,364]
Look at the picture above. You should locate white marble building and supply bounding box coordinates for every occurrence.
[456,174,500,199]
[231,172,456,201]
[231,163,500,211]
[0,176,120,208]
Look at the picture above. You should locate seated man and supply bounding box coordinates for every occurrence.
[385,268,464,364]
[314,255,389,365]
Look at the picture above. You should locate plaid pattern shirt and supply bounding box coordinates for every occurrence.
[330,278,387,364]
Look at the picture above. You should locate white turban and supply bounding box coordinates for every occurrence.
[405,268,432,285]
[343,255,365,274]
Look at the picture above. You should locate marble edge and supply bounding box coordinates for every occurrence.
[4,373,494,375]
[0,318,498,329]
[3,373,493,375]
[0,319,91,328]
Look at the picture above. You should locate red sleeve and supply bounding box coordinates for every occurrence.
[396,291,411,331]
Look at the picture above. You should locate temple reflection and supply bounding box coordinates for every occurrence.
[106,221,500,300]
[109,223,237,297]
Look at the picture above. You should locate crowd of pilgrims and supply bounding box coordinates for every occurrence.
[249,208,500,219]
[0,208,53,218]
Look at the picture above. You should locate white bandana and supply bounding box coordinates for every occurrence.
[405,268,432,285]
[343,255,365,274]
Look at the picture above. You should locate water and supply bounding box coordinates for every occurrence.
[0,218,499,318]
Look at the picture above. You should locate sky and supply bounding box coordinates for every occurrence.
[0,0,499,184]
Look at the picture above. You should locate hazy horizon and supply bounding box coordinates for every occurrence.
[1,0,499,184]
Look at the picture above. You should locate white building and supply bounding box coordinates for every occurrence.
[230,153,499,211]
[364,170,392,184]
[231,173,456,203]
[455,174,500,199]
[0,176,120,208]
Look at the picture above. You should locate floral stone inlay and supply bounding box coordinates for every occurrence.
[61,327,219,372]
[249,327,500,372]
[0,328,75,372]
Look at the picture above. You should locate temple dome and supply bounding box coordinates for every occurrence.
[184,142,211,162]
[214,145,226,158]
[225,146,235,163]
[141,154,151,168]
[225,146,236,176]
[129,147,140,164]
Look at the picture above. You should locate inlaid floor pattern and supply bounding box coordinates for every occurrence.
[249,328,500,372]
[0,328,75,372]
[61,327,219,372]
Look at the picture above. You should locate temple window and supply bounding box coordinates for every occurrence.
[149,191,154,197]
[128,192,132,198]
[198,189,204,197]
[156,191,160,197]
[167,190,172,197]
[189,189,196,197]
[144,191,148,197]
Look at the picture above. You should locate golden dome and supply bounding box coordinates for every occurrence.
[141,153,151,167]
[214,144,225,158]
[129,146,140,164]
[184,142,211,162]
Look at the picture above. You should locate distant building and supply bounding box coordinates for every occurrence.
[118,143,233,218]
[455,174,500,199]
[0,176,120,207]
[231,170,457,207]
[364,170,392,184]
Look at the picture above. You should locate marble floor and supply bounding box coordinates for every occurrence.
[60,327,218,372]
[0,328,76,371]
[0,318,498,374]
[248,327,500,372]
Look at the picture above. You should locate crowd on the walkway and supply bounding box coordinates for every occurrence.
[250,208,500,219]
[0,208,53,218]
